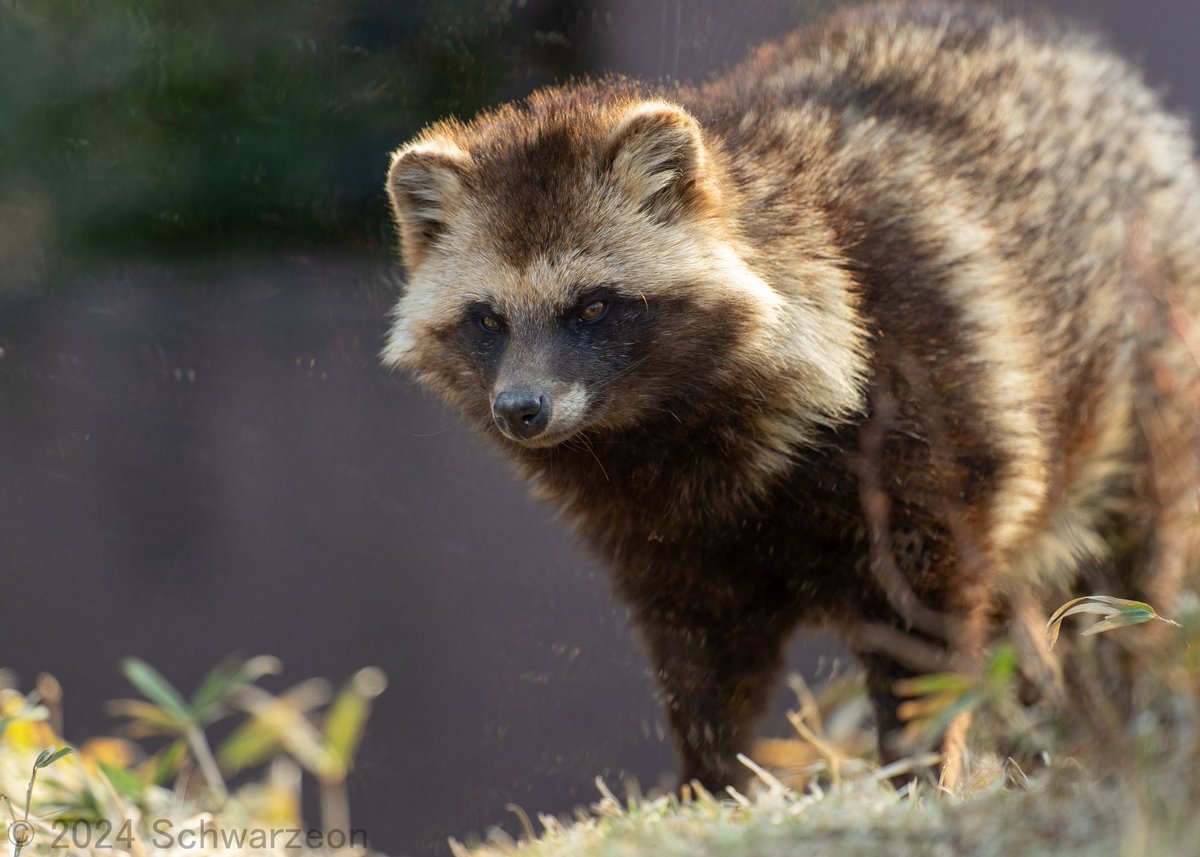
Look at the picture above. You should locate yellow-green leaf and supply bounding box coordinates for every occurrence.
[324,667,386,771]
[106,699,189,735]
[1047,595,1180,650]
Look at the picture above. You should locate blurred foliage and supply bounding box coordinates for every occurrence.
[0,654,386,852]
[0,0,853,281]
[0,0,600,269]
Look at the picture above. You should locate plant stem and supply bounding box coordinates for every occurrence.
[23,765,38,818]
[319,780,350,843]
[186,725,228,801]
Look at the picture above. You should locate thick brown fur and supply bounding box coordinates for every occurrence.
[383,2,1200,791]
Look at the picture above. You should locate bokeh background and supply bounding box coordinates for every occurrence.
[1,1,1196,854]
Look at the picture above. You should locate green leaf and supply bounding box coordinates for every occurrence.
[893,672,970,698]
[120,658,192,723]
[217,717,285,776]
[985,643,1019,688]
[148,740,189,786]
[189,656,247,722]
[191,655,281,725]
[36,747,73,769]
[1047,595,1181,650]
[98,762,143,799]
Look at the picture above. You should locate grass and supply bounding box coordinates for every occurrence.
[452,591,1200,857]
[451,768,1138,857]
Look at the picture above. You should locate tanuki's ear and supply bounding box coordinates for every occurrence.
[603,101,711,222]
[386,139,473,269]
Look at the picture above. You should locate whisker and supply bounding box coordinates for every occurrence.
[577,433,611,482]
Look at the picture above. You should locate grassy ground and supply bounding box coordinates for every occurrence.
[2,595,1197,857]
[453,769,1135,857]
[453,593,1200,857]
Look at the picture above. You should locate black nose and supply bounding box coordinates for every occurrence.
[493,391,549,439]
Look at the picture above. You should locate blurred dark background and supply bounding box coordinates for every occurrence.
[1,1,1196,855]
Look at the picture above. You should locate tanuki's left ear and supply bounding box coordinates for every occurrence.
[603,101,713,222]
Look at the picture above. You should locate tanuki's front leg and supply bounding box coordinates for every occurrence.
[636,609,791,794]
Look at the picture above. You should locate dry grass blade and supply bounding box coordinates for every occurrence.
[784,710,845,787]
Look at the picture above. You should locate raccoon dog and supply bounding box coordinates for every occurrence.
[382,2,1200,790]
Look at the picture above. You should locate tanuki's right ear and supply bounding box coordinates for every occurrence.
[386,140,473,269]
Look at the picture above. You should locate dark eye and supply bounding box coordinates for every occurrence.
[479,314,502,333]
[578,300,608,324]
